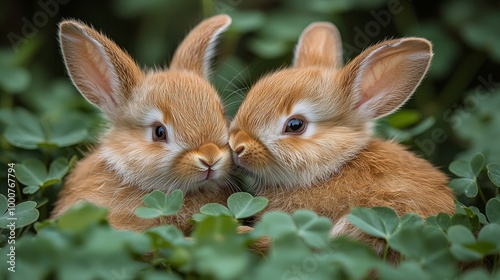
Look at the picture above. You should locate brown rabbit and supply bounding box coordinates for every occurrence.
[52,15,237,233]
[229,22,455,255]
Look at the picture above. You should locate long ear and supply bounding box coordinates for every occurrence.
[343,38,433,120]
[170,14,231,78]
[59,20,142,115]
[293,22,343,68]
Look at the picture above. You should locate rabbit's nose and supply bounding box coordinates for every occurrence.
[234,144,246,156]
[198,157,220,168]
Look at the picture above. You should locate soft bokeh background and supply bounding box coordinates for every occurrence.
[1,0,499,208]
[1,2,500,279]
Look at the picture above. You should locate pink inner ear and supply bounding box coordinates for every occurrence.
[85,41,116,103]
[356,53,406,108]
[66,34,118,107]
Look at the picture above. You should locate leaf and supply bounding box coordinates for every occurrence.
[449,159,473,178]
[0,201,39,228]
[486,198,500,224]
[134,207,163,219]
[477,223,500,249]
[399,213,424,229]
[436,213,451,231]
[49,114,88,147]
[0,66,31,93]
[389,225,449,261]
[247,37,290,59]
[328,237,380,279]
[47,157,69,181]
[448,225,483,261]
[15,158,47,186]
[448,225,476,244]
[193,215,239,244]
[227,192,268,219]
[253,233,338,280]
[229,10,266,33]
[192,216,249,280]
[348,207,399,239]
[292,210,332,248]
[487,163,500,187]
[449,213,474,231]
[470,153,485,177]
[449,178,478,197]
[253,212,296,239]
[135,189,183,218]
[468,206,488,225]
[387,109,421,129]
[57,202,108,232]
[0,195,7,215]
[3,109,45,149]
[23,185,40,194]
[458,269,493,280]
[146,225,186,248]
[191,213,209,222]
[200,203,232,217]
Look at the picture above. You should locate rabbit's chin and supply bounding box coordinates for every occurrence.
[113,168,232,195]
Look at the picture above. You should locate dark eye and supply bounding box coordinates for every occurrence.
[283,116,307,134]
[153,124,167,141]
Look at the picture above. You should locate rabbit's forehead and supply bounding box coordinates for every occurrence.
[135,72,224,117]
[130,72,228,146]
[234,69,344,133]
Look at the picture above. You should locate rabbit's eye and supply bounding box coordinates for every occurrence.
[283,116,307,134]
[153,124,167,141]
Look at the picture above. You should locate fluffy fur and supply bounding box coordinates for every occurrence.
[229,22,455,255]
[52,15,237,233]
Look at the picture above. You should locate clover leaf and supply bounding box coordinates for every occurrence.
[3,108,88,149]
[348,207,400,240]
[134,190,183,219]
[15,157,70,194]
[449,153,485,197]
[486,198,500,224]
[0,197,39,228]
[227,192,268,219]
[487,163,500,187]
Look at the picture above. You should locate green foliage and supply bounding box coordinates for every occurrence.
[15,157,72,194]
[0,196,39,228]
[134,190,184,219]
[487,163,500,187]
[194,192,268,221]
[1,0,500,278]
[449,153,485,197]
[2,108,89,149]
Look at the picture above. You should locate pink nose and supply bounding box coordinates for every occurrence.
[234,144,246,156]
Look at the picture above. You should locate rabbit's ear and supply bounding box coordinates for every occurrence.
[170,14,231,78]
[293,22,343,68]
[343,38,432,120]
[59,20,142,115]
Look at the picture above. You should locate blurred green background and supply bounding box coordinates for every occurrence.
[0,0,499,206]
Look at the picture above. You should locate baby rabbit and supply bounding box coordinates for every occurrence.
[52,15,236,233]
[229,22,455,254]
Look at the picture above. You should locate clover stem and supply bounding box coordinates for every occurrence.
[382,242,390,262]
[476,181,487,205]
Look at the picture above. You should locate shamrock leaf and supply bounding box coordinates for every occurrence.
[134,190,183,219]
[348,207,400,240]
[227,192,268,219]
[0,199,39,228]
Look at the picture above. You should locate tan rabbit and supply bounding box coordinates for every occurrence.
[52,15,237,233]
[229,22,455,255]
